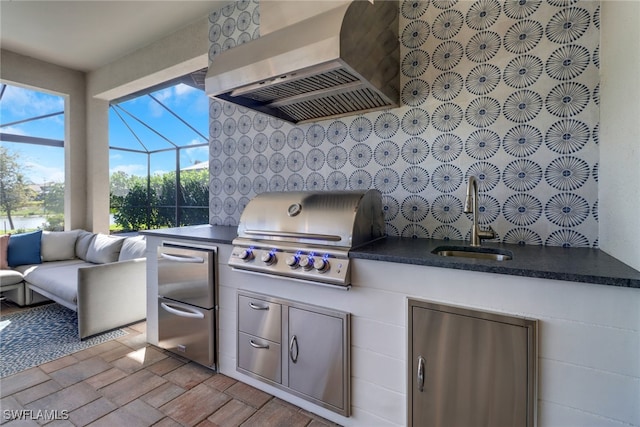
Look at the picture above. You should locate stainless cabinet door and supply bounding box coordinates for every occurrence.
[410,305,531,427]
[287,307,346,412]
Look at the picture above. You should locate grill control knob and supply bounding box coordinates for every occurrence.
[313,258,330,273]
[285,255,299,268]
[300,256,314,271]
[239,249,254,261]
[261,252,277,265]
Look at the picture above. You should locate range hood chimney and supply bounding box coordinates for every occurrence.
[205,1,399,124]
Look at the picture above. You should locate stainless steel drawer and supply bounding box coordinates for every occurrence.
[158,245,216,309]
[238,332,281,383]
[238,295,282,343]
[158,298,215,367]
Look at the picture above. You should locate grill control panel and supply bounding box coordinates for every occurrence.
[228,245,351,288]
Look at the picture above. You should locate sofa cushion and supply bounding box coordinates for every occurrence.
[0,269,23,286]
[0,234,9,269]
[118,236,146,261]
[22,261,89,305]
[75,231,95,260]
[41,230,80,262]
[7,230,42,267]
[86,234,124,264]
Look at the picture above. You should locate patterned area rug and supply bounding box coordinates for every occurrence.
[0,303,127,378]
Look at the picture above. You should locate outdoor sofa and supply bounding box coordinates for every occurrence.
[0,230,147,339]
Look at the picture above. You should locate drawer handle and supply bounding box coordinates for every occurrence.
[289,335,299,363]
[160,253,205,263]
[417,355,426,392]
[249,302,269,310]
[249,339,269,349]
[160,302,205,319]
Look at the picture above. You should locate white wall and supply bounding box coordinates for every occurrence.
[599,1,640,270]
[84,15,210,233]
[0,49,87,231]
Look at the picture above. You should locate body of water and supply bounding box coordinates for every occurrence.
[1,216,48,232]
[1,215,117,233]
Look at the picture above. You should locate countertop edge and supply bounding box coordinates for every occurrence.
[349,250,640,288]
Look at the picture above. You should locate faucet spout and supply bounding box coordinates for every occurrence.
[464,176,496,247]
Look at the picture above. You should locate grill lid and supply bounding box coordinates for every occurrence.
[236,190,385,249]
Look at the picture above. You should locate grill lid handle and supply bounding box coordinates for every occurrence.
[244,229,342,242]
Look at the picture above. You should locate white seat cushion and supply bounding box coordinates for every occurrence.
[21,260,88,305]
[0,269,24,287]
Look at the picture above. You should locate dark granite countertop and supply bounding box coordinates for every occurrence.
[141,225,640,289]
[351,237,640,289]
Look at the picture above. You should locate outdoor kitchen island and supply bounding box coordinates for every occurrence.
[142,224,640,427]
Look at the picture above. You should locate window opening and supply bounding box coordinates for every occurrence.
[0,83,66,232]
[109,71,209,232]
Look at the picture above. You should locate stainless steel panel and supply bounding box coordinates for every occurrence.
[229,246,351,287]
[238,332,282,383]
[158,298,215,368]
[205,1,399,124]
[158,245,215,309]
[235,190,384,249]
[408,299,537,427]
[238,295,282,343]
[288,306,346,412]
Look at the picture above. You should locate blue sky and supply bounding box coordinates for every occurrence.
[0,83,209,184]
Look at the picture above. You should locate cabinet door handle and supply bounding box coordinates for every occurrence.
[289,335,299,363]
[417,355,426,392]
[249,302,269,310]
[249,339,269,349]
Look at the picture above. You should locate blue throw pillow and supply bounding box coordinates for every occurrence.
[7,230,43,267]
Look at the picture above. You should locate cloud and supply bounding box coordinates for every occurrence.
[109,164,146,176]
[24,162,64,184]
[174,84,196,96]
[184,138,209,162]
[0,126,28,137]
[1,86,64,117]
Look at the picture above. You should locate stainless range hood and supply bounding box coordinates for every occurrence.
[205,1,399,124]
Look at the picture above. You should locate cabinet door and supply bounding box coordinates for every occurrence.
[410,304,533,427]
[288,307,347,413]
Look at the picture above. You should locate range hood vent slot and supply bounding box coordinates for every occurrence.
[206,1,400,124]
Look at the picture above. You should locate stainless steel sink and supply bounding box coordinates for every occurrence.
[432,246,513,261]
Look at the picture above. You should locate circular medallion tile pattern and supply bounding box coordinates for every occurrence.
[207,0,599,247]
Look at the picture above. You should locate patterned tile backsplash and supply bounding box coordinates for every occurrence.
[208,0,600,247]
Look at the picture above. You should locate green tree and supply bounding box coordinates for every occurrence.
[43,182,64,215]
[0,146,32,230]
[181,169,209,225]
[112,181,156,231]
[110,167,209,231]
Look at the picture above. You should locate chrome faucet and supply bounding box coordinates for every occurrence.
[464,176,496,247]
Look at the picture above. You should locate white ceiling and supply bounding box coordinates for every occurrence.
[0,1,230,72]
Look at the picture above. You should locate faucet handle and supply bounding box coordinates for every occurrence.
[478,225,496,241]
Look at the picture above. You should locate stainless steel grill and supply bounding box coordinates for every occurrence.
[228,190,384,288]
